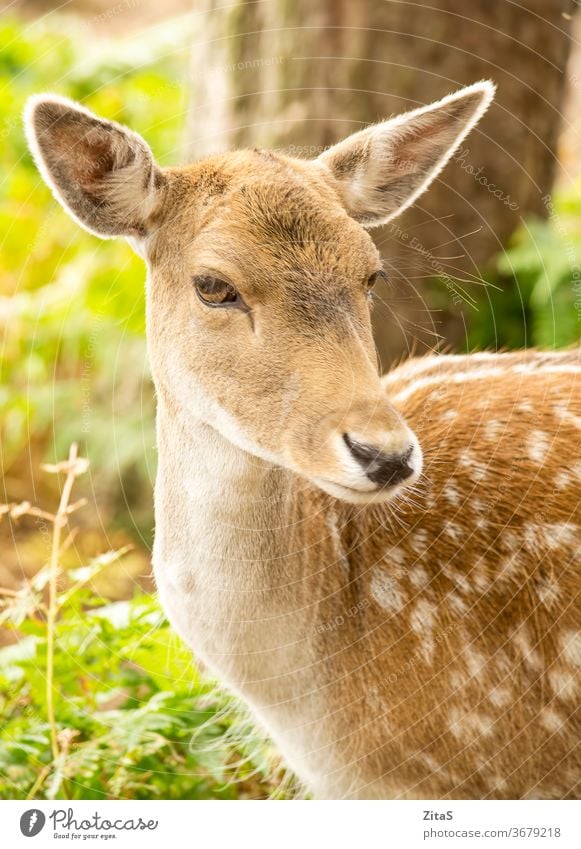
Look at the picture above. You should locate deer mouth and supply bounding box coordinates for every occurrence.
[312,474,415,504]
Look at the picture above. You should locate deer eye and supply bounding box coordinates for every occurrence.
[367,269,387,290]
[193,275,241,308]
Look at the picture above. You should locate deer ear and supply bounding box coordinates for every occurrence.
[317,81,495,228]
[24,94,166,239]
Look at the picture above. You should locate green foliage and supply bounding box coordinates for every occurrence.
[468,195,581,350]
[0,578,286,800]
[0,15,189,535]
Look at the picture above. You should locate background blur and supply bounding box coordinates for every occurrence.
[1,0,580,799]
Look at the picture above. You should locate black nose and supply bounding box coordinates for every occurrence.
[343,434,415,488]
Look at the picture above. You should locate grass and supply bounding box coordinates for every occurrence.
[0,448,293,800]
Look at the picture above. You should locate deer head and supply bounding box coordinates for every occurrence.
[25,81,494,504]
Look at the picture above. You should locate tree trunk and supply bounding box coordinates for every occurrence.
[186,0,575,365]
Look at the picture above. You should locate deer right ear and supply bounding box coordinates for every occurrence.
[24,94,166,240]
[317,81,495,228]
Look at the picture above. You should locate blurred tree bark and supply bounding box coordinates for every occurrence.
[186,0,576,365]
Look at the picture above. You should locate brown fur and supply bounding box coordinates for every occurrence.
[306,350,581,798]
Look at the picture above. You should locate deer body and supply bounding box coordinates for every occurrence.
[26,81,581,798]
[152,349,581,799]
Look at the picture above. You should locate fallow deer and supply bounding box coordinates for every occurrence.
[25,81,581,799]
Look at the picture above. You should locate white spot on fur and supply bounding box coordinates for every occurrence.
[473,564,491,591]
[523,524,538,550]
[465,648,488,677]
[385,546,407,569]
[410,599,436,663]
[488,686,512,708]
[450,670,469,689]
[486,774,508,792]
[389,354,581,404]
[541,708,565,734]
[549,668,578,701]
[424,491,437,509]
[370,568,406,614]
[391,366,504,404]
[383,351,518,390]
[561,630,581,666]
[558,408,581,430]
[459,449,475,468]
[546,523,578,548]
[443,483,462,506]
[447,593,468,614]
[484,419,503,441]
[536,574,561,607]
[471,463,488,482]
[513,623,543,671]
[448,707,464,740]
[442,564,471,593]
[516,363,581,376]
[526,430,550,464]
[411,529,429,556]
[525,522,578,551]
[445,521,463,542]
[498,551,520,581]
[493,650,513,677]
[555,470,572,490]
[472,714,495,737]
[409,565,430,589]
[421,753,441,773]
[449,707,494,739]
[503,530,520,552]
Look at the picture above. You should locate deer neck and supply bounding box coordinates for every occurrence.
[154,395,295,570]
[152,396,321,683]
[152,394,406,794]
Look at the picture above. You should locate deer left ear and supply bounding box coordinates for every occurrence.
[317,81,495,228]
[24,94,166,240]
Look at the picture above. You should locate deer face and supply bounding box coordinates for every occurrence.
[146,153,411,503]
[25,82,493,504]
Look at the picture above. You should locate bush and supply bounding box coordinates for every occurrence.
[468,194,581,351]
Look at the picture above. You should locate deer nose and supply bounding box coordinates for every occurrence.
[343,434,415,488]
